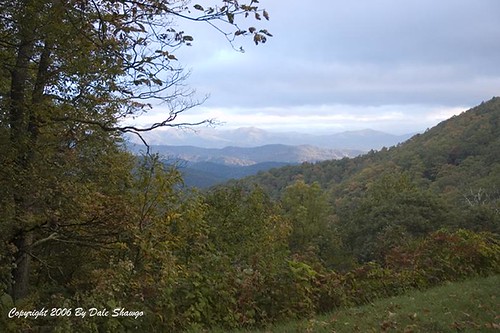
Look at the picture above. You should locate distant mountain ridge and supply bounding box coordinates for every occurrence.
[129,128,413,150]
[127,143,365,188]
[231,97,500,200]
[126,127,415,187]
[129,144,362,166]
[178,161,291,188]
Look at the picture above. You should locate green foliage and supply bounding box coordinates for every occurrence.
[337,172,451,262]
[386,229,500,284]
[1,0,273,330]
[282,180,345,268]
[193,229,500,332]
[204,186,289,266]
[307,229,499,318]
[458,186,500,233]
[201,186,295,327]
[236,98,500,241]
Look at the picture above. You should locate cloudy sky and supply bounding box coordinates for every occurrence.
[135,0,500,134]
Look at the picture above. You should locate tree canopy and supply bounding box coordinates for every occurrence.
[0,0,271,302]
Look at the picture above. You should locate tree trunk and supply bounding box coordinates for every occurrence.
[8,29,36,302]
[7,0,54,301]
[12,231,33,300]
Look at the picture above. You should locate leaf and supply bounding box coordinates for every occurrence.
[263,10,269,20]
[227,12,234,24]
[193,4,204,11]
[183,35,194,42]
[255,12,261,20]
[248,27,256,33]
[152,78,163,86]
[0,294,14,308]
[253,33,267,45]
[259,29,273,37]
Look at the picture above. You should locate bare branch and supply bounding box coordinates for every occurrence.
[31,232,59,249]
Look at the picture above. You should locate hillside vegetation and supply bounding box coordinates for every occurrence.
[237,98,500,202]
[231,98,500,262]
[1,98,499,332]
[220,275,500,333]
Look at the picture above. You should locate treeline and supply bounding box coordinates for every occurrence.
[1,153,499,332]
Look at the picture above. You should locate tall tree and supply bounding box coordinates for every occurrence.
[337,172,450,262]
[0,0,270,301]
[281,180,344,268]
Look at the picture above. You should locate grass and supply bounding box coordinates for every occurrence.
[204,275,500,333]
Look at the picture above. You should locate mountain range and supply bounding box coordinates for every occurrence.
[233,97,500,202]
[127,128,415,187]
[127,144,364,187]
[129,127,413,150]
[129,144,363,166]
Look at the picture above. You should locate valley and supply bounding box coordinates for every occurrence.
[127,129,412,187]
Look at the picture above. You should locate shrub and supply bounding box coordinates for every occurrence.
[386,229,500,284]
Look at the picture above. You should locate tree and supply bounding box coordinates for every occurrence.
[204,186,289,267]
[460,187,500,233]
[338,173,450,262]
[202,186,291,326]
[282,180,344,268]
[0,0,271,301]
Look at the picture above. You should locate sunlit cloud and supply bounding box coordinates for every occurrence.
[128,103,465,135]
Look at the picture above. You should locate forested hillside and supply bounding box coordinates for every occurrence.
[237,97,500,202]
[230,98,500,263]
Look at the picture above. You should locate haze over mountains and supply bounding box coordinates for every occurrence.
[127,128,414,187]
[131,144,362,166]
[233,97,500,206]
[131,127,414,150]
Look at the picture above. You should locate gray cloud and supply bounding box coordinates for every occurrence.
[138,0,500,133]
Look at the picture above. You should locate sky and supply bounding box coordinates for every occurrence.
[132,0,500,135]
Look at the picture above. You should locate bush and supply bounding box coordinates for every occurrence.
[315,229,500,317]
[386,229,500,283]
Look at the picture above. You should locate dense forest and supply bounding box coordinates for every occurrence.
[231,97,500,261]
[0,0,499,332]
